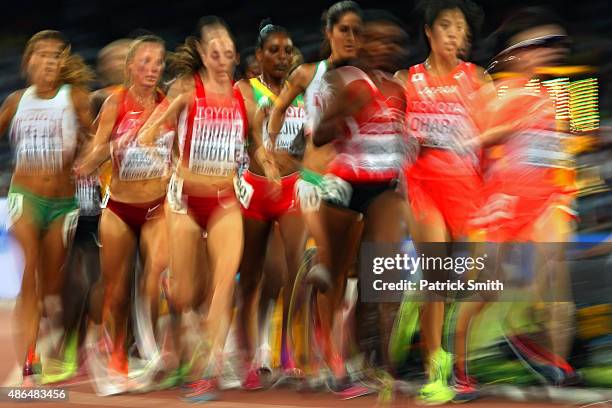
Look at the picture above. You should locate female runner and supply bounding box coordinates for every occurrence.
[454,7,578,399]
[138,17,245,402]
[234,20,307,387]
[0,30,93,382]
[76,35,170,385]
[267,0,364,381]
[394,0,486,404]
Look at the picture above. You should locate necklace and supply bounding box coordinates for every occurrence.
[129,87,156,109]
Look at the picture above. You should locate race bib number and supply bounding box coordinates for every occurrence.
[233,175,254,209]
[321,174,352,208]
[118,146,170,181]
[167,173,187,214]
[296,179,321,212]
[189,99,244,176]
[6,193,23,230]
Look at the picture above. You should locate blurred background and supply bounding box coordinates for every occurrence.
[0,0,610,394]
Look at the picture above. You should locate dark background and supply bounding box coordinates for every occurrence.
[1,0,611,206]
[0,0,610,107]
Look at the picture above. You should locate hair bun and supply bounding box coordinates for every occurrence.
[259,18,274,33]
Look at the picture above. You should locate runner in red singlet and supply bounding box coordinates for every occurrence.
[313,10,413,395]
[76,35,169,389]
[394,0,486,404]
[138,17,246,402]
[234,20,307,387]
[452,9,579,399]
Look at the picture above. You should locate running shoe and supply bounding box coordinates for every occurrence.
[181,378,218,403]
[453,374,480,403]
[41,332,79,384]
[417,380,456,405]
[418,349,455,405]
[242,368,263,391]
[157,363,189,390]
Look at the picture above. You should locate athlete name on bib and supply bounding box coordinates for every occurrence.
[189,100,244,176]
[13,110,64,174]
[407,113,470,150]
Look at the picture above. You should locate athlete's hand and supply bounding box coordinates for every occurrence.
[137,125,158,146]
[255,147,281,200]
[73,155,98,177]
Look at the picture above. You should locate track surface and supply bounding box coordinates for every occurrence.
[0,306,587,408]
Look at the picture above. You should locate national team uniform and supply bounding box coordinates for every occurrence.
[236,77,305,221]
[8,84,80,233]
[105,87,171,233]
[403,62,484,238]
[169,73,248,228]
[471,77,576,241]
[322,66,409,213]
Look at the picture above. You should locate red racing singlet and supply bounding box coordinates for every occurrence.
[327,66,408,183]
[177,73,248,177]
[111,87,172,181]
[404,61,483,176]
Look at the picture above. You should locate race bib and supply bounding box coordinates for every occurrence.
[167,173,187,214]
[321,174,352,208]
[6,193,23,230]
[407,113,470,150]
[189,98,244,177]
[296,179,321,212]
[233,175,254,209]
[76,176,101,216]
[522,129,573,168]
[272,106,305,153]
[118,145,171,181]
[15,141,63,174]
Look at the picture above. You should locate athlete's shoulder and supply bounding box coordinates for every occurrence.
[290,62,318,88]
[234,78,254,101]
[2,89,27,108]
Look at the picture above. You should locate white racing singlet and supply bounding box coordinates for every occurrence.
[9,84,78,174]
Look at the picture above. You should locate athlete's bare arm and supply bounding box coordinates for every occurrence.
[312,72,368,147]
[71,87,95,157]
[268,63,316,140]
[138,75,194,145]
[0,90,24,139]
[75,92,120,175]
